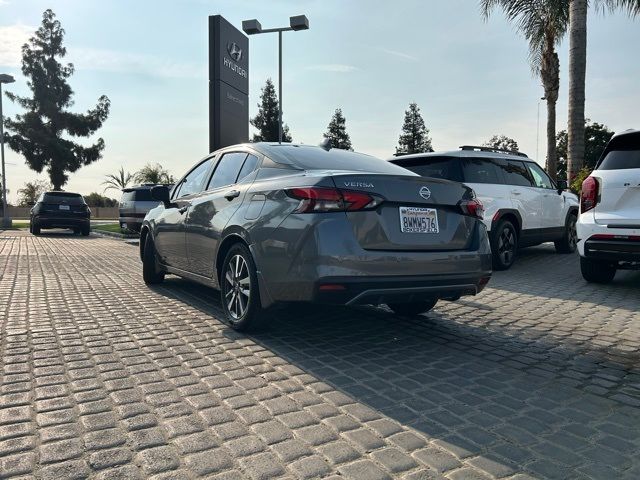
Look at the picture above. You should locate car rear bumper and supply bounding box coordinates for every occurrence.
[34,216,89,229]
[255,215,492,305]
[577,213,640,261]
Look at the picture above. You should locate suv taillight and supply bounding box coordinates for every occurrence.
[459,198,484,219]
[286,187,383,213]
[580,176,599,213]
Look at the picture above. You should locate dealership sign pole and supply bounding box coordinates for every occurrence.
[0,74,15,227]
[242,16,309,144]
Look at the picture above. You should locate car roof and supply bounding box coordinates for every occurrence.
[123,184,171,191]
[388,149,534,163]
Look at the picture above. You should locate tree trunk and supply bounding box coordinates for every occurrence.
[546,98,558,181]
[567,0,588,181]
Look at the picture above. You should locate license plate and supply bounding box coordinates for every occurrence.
[59,205,70,211]
[399,206,439,233]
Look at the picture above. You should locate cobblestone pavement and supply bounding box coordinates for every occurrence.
[1,229,639,480]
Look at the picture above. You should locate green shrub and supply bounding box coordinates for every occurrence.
[570,167,592,195]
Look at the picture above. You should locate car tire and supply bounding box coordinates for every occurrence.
[81,225,90,236]
[73,228,81,235]
[220,243,266,332]
[580,257,616,283]
[142,234,165,284]
[555,213,578,254]
[32,223,41,235]
[388,299,438,316]
[490,219,518,270]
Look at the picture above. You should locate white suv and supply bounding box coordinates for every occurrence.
[390,146,579,270]
[577,129,640,283]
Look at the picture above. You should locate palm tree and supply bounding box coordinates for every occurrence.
[566,0,640,182]
[17,180,51,206]
[134,163,174,185]
[102,166,134,192]
[481,0,568,181]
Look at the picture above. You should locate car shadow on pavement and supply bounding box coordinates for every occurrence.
[152,277,640,480]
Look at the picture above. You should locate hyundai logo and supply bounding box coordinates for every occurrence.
[419,186,431,200]
[227,42,242,62]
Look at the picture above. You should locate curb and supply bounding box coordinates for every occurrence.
[91,229,139,240]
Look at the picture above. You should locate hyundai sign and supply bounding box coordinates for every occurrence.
[209,15,249,151]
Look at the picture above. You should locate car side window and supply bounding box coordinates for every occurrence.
[461,158,503,184]
[176,159,212,198]
[497,160,533,187]
[207,152,247,190]
[526,163,554,189]
[237,154,260,183]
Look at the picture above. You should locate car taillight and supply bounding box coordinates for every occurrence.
[580,176,599,213]
[286,187,383,213]
[459,199,484,219]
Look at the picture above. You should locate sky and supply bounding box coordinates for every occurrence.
[1,0,639,202]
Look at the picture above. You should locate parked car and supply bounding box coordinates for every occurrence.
[119,184,171,232]
[577,129,640,283]
[30,191,91,236]
[389,146,579,270]
[140,143,492,331]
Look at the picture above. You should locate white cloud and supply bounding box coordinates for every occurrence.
[379,47,418,62]
[70,47,206,79]
[0,0,10,6]
[0,24,34,67]
[306,64,358,73]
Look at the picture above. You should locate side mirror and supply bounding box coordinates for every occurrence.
[151,185,171,207]
[556,180,568,193]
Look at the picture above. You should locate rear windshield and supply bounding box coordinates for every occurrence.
[270,146,415,175]
[42,192,85,205]
[597,150,640,170]
[393,156,462,182]
[121,189,153,201]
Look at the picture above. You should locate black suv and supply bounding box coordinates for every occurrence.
[30,191,91,235]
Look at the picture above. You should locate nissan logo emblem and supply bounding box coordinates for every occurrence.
[419,186,431,200]
[227,42,242,62]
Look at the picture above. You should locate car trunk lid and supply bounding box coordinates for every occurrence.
[331,173,478,251]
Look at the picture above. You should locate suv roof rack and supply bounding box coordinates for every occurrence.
[460,145,528,158]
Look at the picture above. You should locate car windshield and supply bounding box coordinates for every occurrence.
[42,192,85,205]
[267,145,416,175]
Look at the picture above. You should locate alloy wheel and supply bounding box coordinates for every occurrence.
[498,227,515,265]
[224,254,251,321]
[568,217,577,250]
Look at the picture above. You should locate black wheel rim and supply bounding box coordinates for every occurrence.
[568,218,577,249]
[224,254,251,321]
[498,227,515,265]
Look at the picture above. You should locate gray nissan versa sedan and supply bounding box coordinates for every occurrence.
[140,143,492,331]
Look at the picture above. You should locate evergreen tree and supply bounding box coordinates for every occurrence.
[251,79,292,142]
[4,10,111,190]
[323,108,353,151]
[395,103,433,156]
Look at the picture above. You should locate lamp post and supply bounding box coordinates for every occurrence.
[0,73,15,228]
[242,15,309,144]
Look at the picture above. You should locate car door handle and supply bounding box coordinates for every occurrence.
[178,206,188,214]
[511,190,522,196]
[225,190,241,201]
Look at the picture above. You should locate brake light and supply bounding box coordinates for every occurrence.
[459,199,484,219]
[590,234,640,241]
[580,176,599,213]
[286,187,382,213]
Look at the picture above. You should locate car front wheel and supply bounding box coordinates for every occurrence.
[220,243,266,331]
[555,213,578,253]
[491,219,518,270]
[388,299,438,316]
[580,257,616,283]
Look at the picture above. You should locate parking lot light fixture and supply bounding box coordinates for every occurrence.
[242,15,309,144]
[1,73,16,228]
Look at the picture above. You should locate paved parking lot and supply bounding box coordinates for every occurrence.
[1,229,639,480]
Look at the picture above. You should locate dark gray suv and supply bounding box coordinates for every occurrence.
[119,185,169,232]
[140,143,492,331]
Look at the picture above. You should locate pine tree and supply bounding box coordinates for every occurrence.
[395,103,433,156]
[4,10,110,190]
[323,108,353,151]
[250,79,292,142]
